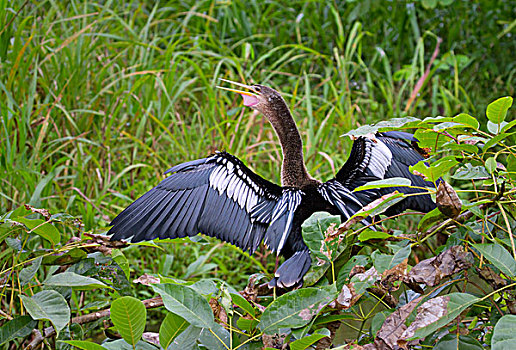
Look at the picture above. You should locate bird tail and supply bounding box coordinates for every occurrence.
[268,249,311,289]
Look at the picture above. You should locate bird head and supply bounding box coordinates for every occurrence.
[217,79,287,117]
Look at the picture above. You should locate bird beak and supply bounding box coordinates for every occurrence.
[216,78,260,107]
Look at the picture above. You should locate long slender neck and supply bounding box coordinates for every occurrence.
[263,101,313,187]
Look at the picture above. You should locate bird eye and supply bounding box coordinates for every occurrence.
[253,85,261,92]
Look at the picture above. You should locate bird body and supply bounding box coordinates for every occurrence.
[109,81,437,288]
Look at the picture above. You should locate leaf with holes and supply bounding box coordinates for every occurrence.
[110,296,146,346]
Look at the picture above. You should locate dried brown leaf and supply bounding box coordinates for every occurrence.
[436,181,462,218]
[381,260,407,292]
[25,204,52,220]
[375,296,423,349]
[404,246,472,293]
[478,266,508,290]
[398,296,449,345]
[142,332,160,346]
[133,273,160,286]
[209,298,228,325]
[262,333,287,349]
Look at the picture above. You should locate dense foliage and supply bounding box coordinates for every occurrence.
[0,0,514,349]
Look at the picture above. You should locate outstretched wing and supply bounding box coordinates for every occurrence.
[109,152,302,255]
[333,131,437,214]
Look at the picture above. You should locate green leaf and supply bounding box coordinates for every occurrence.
[353,177,411,191]
[20,290,70,333]
[372,245,411,274]
[350,192,405,219]
[230,293,255,316]
[15,218,60,245]
[166,326,201,350]
[159,312,189,349]
[453,113,479,129]
[102,339,158,350]
[259,285,337,334]
[483,132,514,150]
[45,272,110,290]
[343,117,419,137]
[198,323,231,350]
[19,257,42,285]
[290,329,330,350]
[486,96,513,124]
[435,334,483,350]
[418,208,446,232]
[0,315,37,345]
[358,229,392,242]
[492,315,516,350]
[152,283,215,328]
[111,249,130,279]
[486,157,497,173]
[110,296,146,346]
[472,244,516,277]
[236,317,259,332]
[59,340,108,350]
[411,293,479,339]
[452,164,489,180]
[421,0,437,9]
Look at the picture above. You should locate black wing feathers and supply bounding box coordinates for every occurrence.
[109,152,302,256]
[332,132,437,215]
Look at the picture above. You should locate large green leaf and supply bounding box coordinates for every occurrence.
[259,285,337,334]
[45,271,110,290]
[152,283,215,329]
[0,315,37,345]
[20,290,70,332]
[472,244,516,277]
[492,315,516,350]
[60,340,108,350]
[15,218,60,245]
[110,296,146,346]
[486,96,512,124]
[159,312,189,349]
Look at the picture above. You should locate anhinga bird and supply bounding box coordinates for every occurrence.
[109,80,437,288]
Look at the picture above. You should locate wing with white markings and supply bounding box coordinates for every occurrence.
[333,131,437,214]
[109,152,302,255]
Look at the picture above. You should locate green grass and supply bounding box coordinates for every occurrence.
[0,0,514,284]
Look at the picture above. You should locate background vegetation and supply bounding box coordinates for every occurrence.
[0,0,514,349]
